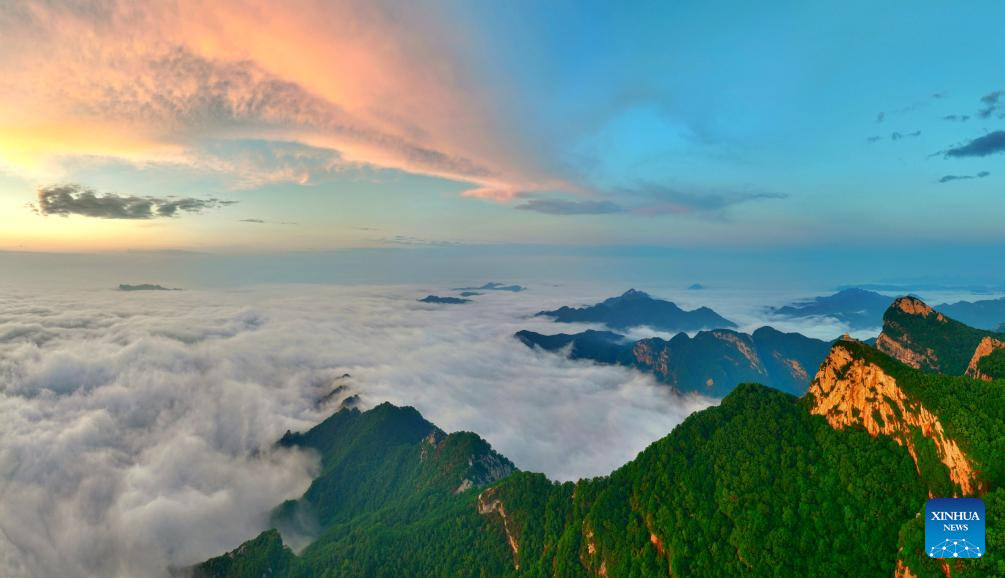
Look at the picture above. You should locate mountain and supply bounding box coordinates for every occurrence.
[418,295,470,304]
[769,287,892,329]
[517,326,830,396]
[876,295,1005,375]
[195,402,515,578]
[535,289,736,332]
[194,335,1005,577]
[937,296,1005,330]
[514,329,629,365]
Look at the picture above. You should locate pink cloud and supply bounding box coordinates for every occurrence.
[0,1,552,197]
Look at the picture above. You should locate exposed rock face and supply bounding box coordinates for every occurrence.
[894,559,918,578]
[965,336,1005,381]
[464,451,515,488]
[420,429,514,493]
[808,346,974,495]
[877,295,1003,376]
[477,488,520,569]
[894,296,936,318]
[875,332,938,371]
[710,330,765,372]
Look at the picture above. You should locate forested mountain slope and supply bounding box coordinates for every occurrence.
[196,304,1005,577]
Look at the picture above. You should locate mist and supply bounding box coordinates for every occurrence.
[0,284,715,577]
[1,278,1000,577]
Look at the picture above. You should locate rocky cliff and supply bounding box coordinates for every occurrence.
[877,295,1004,376]
[808,342,974,495]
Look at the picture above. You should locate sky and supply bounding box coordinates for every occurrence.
[1,0,1004,263]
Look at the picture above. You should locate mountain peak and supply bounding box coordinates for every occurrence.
[891,295,935,317]
[536,290,736,332]
[618,288,650,299]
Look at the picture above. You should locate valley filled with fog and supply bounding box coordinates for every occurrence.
[0,282,999,577]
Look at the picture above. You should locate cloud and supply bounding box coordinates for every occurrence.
[875,112,885,123]
[944,131,1005,158]
[621,184,787,216]
[239,218,297,225]
[33,185,235,219]
[0,285,716,577]
[515,199,624,215]
[866,135,882,143]
[938,171,990,183]
[978,90,1005,119]
[943,114,970,122]
[378,235,462,247]
[0,2,561,200]
[890,130,921,141]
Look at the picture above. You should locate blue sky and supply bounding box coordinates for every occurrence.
[0,0,1003,259]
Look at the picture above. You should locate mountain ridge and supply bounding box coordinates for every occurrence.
[517,325,831,396]
[534,289,737,332]
[194,296,1005,577]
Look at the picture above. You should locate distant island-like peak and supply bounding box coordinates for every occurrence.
[535,289,736,332]
[118,284,179,291]
[419,295,471,304]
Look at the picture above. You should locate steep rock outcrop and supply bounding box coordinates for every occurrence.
[875,332,939,371]
[477,488,520,569]
[808,345,974,495]
[965,336,1005,381]
[877,297,944,371]
[876,295,1005,376]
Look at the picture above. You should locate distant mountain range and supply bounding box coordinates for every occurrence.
[536,289,736,332]
[937,296,1005,330]
[769,288,892,329]
[772,287,1005,333]
[516,326,830,396]
[194,296,1005,577]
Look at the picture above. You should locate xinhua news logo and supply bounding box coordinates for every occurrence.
[925,498,985,559]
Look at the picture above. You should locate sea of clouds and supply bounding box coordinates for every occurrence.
[4,280,988,577]
[0,283,720,578]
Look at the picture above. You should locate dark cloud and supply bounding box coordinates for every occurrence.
[866,136,882,143]
[943,114,970,122]
[978,90,1005,119]
[875,112,885,123]
[623,185,787,216]
[34,185,235,219]
[890,130,921,141]
[515,199,624,215]
[944,131,1005,158]
[938,171,990,184]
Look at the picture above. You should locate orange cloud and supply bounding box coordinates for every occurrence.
[0,0,556,198]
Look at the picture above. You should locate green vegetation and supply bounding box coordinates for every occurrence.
[197,327,1005,577]
[880,299,1005,374]
[978,348,1005,380]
